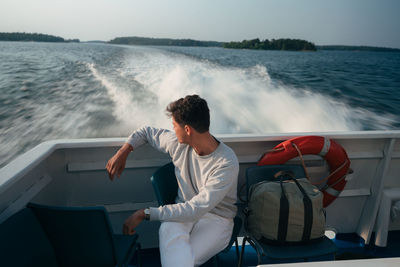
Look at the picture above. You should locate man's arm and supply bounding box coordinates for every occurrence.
[126,126,178,155]
[106,143,133,181]
[149,163,239,222]
[106,127,177,181]
[106,126,181,235]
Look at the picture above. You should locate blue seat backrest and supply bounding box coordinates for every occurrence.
[0,208,59,267]
[28,203,117,267]
[151,162,178,206]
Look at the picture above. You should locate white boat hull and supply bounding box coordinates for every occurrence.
[1,131,400,249]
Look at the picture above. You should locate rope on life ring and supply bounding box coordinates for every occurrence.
[258,136,351,207]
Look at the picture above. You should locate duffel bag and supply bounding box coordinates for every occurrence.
[246,171,325,243]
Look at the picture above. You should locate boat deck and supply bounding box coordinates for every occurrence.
[131,231,400,266]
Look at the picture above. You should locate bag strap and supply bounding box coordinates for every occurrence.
[291,142,311,181]
[278,175,289,241]
[294,179,313,241]
[276,172,314,241]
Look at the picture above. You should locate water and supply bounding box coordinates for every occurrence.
[0,41,399,167]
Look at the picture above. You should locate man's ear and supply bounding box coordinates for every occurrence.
[184,125,191,136]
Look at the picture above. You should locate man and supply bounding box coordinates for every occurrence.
[106,95,239,267]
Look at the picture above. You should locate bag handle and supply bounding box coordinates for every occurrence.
[274,171,309,199]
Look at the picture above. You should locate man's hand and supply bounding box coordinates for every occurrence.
[123,209,145,235]
[106,143,133,181]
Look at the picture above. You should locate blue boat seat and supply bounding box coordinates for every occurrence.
[28,203,141,267]
[239,164,337,266]
[151,162,242,266]
[0,208,59,267]
[239,165,337,266]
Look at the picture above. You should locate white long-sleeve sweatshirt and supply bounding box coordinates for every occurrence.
[126,126,239,222]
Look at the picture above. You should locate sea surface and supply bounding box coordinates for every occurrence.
[0,41,400,167]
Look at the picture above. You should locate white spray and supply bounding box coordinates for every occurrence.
[88,46,392,135]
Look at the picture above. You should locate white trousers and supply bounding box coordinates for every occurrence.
[159,212,234,267]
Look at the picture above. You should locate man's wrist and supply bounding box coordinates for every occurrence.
[118,143,133,156]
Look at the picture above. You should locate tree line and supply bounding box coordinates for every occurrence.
[223,38,316,51]
[109,36,222,47]
[109,36,318,51]
[0,32,79,43]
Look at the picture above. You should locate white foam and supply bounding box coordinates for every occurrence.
[89,46,394,134]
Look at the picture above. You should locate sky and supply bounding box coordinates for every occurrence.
[1,0,399,48]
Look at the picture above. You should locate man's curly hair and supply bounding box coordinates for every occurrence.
[166,95,210,133]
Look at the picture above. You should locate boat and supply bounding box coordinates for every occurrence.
[1,130,400,266]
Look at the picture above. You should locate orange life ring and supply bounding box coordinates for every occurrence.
[258,136,350,207]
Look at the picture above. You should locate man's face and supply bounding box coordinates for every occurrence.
[172,117,187,143]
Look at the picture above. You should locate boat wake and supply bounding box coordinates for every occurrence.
[87,46,395,134]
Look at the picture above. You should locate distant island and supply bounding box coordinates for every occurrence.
[223,38,316,51]
[2,32,399,52]
[109,36,222,47]
[0,32,79,43]
[109,36,317,51]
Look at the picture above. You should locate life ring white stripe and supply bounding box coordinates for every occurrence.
[319,137,331,157]
[325,186,342,197]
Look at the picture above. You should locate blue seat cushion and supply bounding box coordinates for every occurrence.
[260,236,337,260]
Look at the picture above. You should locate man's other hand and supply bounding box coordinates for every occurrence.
[123,209,145,235]
[106,143,133,181]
